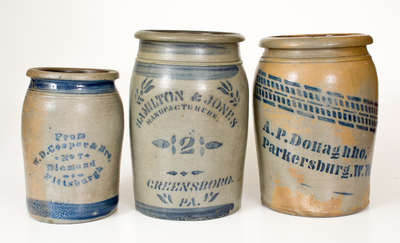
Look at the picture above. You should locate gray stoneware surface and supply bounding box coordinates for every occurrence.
[130,30,249,220]
[253,34,378,217]
[22,68,124,223]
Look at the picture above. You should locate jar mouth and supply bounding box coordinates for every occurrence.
[135,30,245,43]
[26,67,119,81]
[260,33,373,49]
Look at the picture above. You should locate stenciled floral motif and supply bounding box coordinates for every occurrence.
[155,192,221,206]
[135,78,154,105]
[203,192,219,203]
[217,80,240,107]
[157,193,173,204]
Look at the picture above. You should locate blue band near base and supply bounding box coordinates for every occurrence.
[135,201,234,220]
[27,196,118,220]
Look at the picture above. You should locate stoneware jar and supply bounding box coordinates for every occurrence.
[254,34,378,217]
[22,67,124,223]
[130,30,249,220]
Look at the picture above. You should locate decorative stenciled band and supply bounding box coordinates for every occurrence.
[135,201,234,221]
[254,70,378,133]
[27,196,118,220]
[134,62,239,80]
[29,78,116,94]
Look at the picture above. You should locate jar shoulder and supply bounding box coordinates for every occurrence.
[131,62,248,88]
[255,58,378,96]
[22,90,124,115]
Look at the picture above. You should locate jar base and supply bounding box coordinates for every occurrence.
[28,207,117,224]
[261,200,369,217]
[26,196,119,224]
[135,201,238,221]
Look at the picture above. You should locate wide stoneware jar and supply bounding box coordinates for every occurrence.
[254,34,378,217]
[130,30,249,220]
[22,67,124,223]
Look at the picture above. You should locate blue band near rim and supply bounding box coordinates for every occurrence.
[27,196,118,220]
[29,78,116,94]
[134,62,239,80]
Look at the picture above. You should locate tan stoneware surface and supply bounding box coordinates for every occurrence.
[254,34,378,217]
[130,30,249,220]
[22,67,124,223]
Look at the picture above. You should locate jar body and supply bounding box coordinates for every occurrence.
[130,41,248,220]
[22,78,124,223]
[254,49,378,216]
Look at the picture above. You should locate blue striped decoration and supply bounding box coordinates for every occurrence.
[347,95,361,102]
[27,196,118,220]
[29,78,115,94]
[268,74,281,82]
[333,192,354,196]
[304,85,321,92]
[284,79,301,87]
[318,116,335,123]
[263,98,275,107]
[297,110,315,119]
[327,91,344,98]
[338,121,354,128]
[278,104,294,113]
[254,72,378,133]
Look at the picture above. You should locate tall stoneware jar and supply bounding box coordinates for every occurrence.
[254,34,378,217]
[130,30,248,220]
[22,67,124,223]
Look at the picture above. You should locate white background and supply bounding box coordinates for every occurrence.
[1,0,399,242]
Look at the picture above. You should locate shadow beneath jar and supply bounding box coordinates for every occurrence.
[116,173,135,215]
[242,139,261,207]
[369,165,400,210]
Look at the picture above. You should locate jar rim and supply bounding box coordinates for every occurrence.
[135,30,245,43]
[260,33,373,49]
[26,67,119,81]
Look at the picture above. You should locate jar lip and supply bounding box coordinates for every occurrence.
[26,67,119,81]
[135,30,245,43]
[260,33,373,49]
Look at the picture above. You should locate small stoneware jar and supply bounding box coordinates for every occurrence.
[254,34,378,217]
[130,30,249,220]
[22,67,124,223]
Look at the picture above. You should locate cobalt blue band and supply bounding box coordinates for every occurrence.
[135,201,234,220]
[27,196,118,220]
[29,78,116,94]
